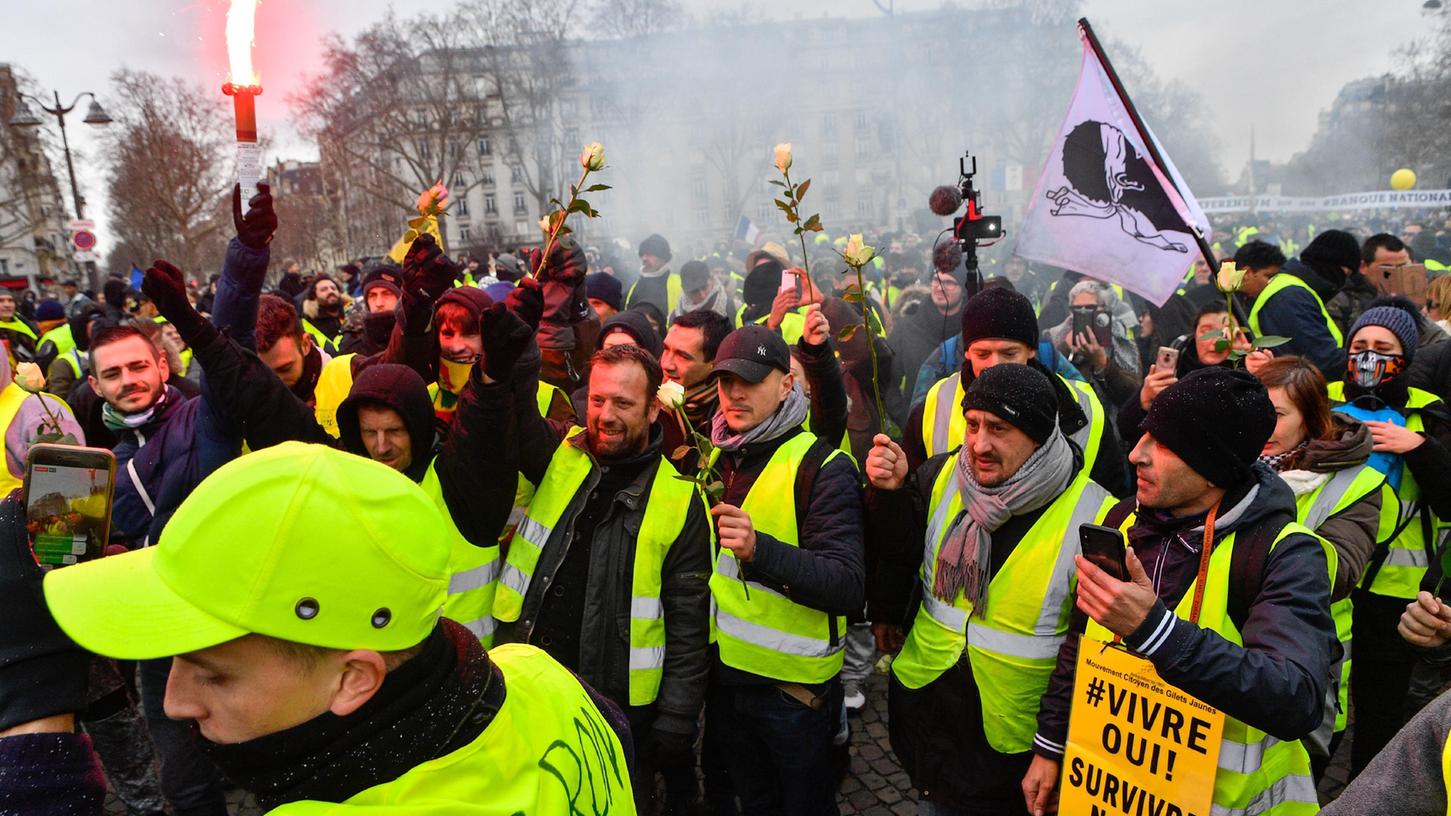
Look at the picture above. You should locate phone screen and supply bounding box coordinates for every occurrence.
[1079,524,1128,582]
[27,456,114,567]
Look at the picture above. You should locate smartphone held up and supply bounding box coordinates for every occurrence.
[24,443,117,568]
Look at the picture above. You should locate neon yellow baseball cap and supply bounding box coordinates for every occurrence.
[44,442,451,660]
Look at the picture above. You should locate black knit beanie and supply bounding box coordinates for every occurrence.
[962,363,1059,443]
[1141,367,1275,488]
[961,286,1039,348]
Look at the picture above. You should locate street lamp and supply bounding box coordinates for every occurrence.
[8,90,112,221]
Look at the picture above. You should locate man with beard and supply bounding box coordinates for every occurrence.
[255,295,331,408]
[475,338,712,813]
[299,274,347,354]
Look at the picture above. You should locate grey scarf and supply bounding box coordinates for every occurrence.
[711,382,810,452]
[933,427,1075,611]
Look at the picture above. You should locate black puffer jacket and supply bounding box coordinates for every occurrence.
[1034,465,1335,757]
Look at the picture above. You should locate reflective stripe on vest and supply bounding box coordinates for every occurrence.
[60,350,82,379]
[421,461,500,648]
[499,427,696,705]
[313,353,356,438]
[1295,465,1389,749]
[301,318,340,354]
[923,371,1102,470]
[1085,523,1327,815]
[1329,383,1443,599]
[710,433,850,684]
[1247,274,1343,346]
[891,461,1112,753]
[269,643,635,814]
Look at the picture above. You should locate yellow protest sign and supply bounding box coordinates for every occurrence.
[1060,639,1225,816]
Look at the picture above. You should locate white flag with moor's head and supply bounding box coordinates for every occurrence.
[1016,31,1212,307]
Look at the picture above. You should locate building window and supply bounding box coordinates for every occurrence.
[459,226,472,242]
[484,193,497,215]
[691,176,708,198]
[856,197,874,218]
[856,110,870,131]
[563,127,579,148]
[822,111,837,137]
[696,208,710,226]
[757,203,774,222]
[478,136,492,156]
[481,170,495,187]
[511,165,524,184]
[515,220,529,236]
[823,140,839,165]
[855,139,871,160]
[514,192,527,214]
[456,195,470,217]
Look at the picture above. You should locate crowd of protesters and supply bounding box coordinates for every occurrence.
[3,182,1451,816]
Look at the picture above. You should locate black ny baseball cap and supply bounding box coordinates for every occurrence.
[712,324,791,384]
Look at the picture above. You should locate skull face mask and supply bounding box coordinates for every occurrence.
[1347,349,1407,389]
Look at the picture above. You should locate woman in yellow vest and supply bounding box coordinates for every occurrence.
[1330,300,1451,778]
[1254,356,1393,780]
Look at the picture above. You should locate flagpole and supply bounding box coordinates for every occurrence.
[1077,18,1218,271]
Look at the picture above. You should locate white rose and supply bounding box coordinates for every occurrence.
[539,215,553,235]
[1216,261,1245,293]
[843,233,875,268]
[773,143,793,174]
[580,142,606,172]
[657,379,686,410]
[14,362,44,393]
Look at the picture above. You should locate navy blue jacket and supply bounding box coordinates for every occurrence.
[110,239,263,545]
[1248,279,1344,379]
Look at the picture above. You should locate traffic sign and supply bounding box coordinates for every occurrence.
[72,251,98,263]
[66,219,95,231]
[71,230,96,251]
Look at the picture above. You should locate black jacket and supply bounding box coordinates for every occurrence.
[886,288,962,399]
[1034,465,1336,758]
[480,363,712,746]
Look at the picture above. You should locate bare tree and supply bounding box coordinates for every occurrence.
[104,70,234,277]
[291,9,498,255]
[588,0,685,40]
[460,0,584,228]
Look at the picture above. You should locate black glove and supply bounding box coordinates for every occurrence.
[650,723,698,765]
[479,303,532,383]
[231,183,277,251]
[519,240,589,288]
[142,260,214,347]
[402,234,459,305]
[505,277,544,332]
[0,492,89,732]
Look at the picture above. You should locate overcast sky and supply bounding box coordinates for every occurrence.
[0,0,1432,254]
